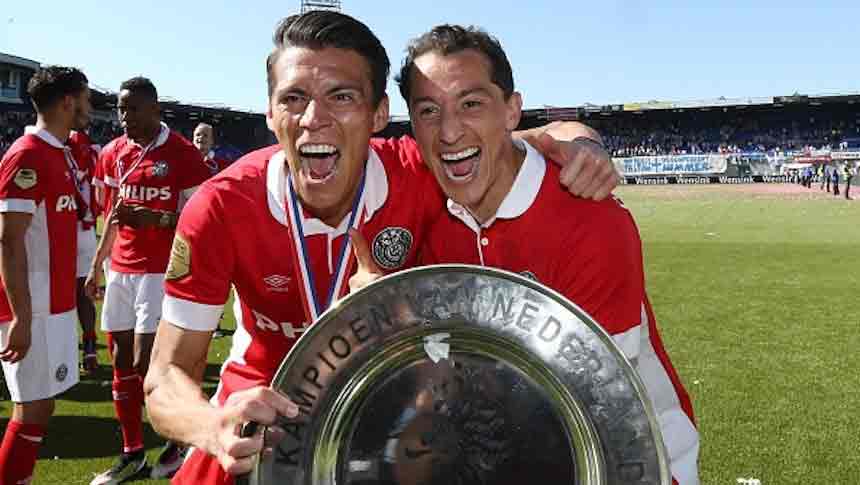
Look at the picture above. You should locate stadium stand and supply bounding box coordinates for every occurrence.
[1,52,271,161]
[2,50,858,174]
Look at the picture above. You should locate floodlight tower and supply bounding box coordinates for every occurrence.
[301,0,342,13]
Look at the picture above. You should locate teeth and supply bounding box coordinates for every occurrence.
[441,147,479,162]
[299,144,338,155]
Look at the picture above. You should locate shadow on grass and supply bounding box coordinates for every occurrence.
[0,415,162,459]
[57,362,223,403]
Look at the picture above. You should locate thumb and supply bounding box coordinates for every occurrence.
[536,132,563,161]
[349,229,376,272]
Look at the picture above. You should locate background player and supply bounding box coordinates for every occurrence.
[0,65,90,485]
[85,77,211,484]
[68,127,100,373]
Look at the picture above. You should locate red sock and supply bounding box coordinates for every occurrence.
[112,368,144,453]
[106,333,115,359]
[0,420,46,484]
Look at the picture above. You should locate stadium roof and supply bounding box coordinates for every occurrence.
[0,52,40,70]
[533,92,860,121]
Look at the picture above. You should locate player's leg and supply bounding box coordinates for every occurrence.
[0,400,54,484]
[77,277,98,372]
[90,273,147,485]
[0,313,78,484]
[133,273,190,479]
[77,227,99,373]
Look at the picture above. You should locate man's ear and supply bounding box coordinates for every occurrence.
[506,92,523,132]
[372,94,390,134]
[265,106,275,132]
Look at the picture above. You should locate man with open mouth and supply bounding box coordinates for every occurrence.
[394,24,700,485]
[143,10,617,485]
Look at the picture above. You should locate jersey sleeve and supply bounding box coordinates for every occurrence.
[370,135,426,170]
[555,198,645,355]
[162,182,235,331]
[96,144,119,189]
[0,149,46,214]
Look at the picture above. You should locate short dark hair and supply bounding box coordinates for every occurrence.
[396,25,514,104]
[266,10,389,106]
[119,76,158,103]
[27,66,88,113]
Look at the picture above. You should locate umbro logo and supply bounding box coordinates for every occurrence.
[264,274,291,292]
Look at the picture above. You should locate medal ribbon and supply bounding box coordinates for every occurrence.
[62,146,91,222]
[285,166,367,322]
[117,132,160,194]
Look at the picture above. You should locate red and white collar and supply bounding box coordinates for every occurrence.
[266,146,389,236]
[129,122,170,150]
[24,125,66,149]
[447,139,545,232]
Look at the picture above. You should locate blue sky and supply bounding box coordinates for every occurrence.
[2,1,858,116]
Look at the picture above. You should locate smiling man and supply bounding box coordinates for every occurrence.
[398,24,700,485]
[142,11,617,485]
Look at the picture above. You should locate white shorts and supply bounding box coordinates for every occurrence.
[101,272,165,334]
[76,226,97,278]
[0,310,79,402]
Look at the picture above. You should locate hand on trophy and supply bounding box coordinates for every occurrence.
[208,386,298,475]
[348,229,384,293]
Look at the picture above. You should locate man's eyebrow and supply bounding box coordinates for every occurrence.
[457,87,492,98]
[326,83,362,95]
[411,95,437,105]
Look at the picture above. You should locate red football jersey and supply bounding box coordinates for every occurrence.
[203,153,231,177]
[96,124,210,274]
[67,130,99,227]
[420,142,699,485]
[0,129,79,320]
[165,138,443,485]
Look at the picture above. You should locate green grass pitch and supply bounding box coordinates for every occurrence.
[1,183,857,484]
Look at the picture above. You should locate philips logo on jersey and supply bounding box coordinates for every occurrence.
[119,185,172,201]
[55,195,78,212]
[252,309,308,339]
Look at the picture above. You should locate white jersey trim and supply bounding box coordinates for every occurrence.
[446,140,545,232]
[103,176,119,188]
[162,294,223,331]
[265,147,390,237]
[611,324,642,363]
[636,303,700,485]
[24,126,65,148]
[0,199,37,214]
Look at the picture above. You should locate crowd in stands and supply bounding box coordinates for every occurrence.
[595,113,860,157]
[1,111,122,157]
[6,105,860,160]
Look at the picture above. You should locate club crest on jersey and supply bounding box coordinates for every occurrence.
[13,168,37,190]
[165,234,191,280]
[55,364,68,382]
[152,160,169,177]
[371,227,413,270]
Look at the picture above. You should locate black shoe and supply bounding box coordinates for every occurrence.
[90,450,147,485]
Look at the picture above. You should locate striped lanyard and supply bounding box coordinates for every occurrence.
[285,167,367,322]
[117,134,159,194]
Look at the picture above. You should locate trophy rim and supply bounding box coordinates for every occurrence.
[258,264,671,485]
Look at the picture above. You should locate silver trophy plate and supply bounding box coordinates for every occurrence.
[251,265,670,485]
